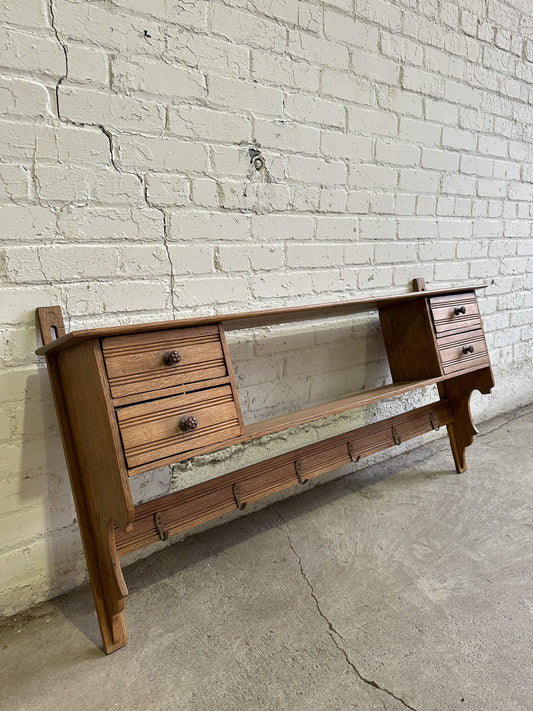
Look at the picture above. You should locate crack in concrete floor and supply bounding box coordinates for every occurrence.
[275,509,418,711]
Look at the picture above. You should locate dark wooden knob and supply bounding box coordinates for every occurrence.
[178,415,198,432]
[163,350,181,366]
[454,306,466,315]
[462,345,474,354]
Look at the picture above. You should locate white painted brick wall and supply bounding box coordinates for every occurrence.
[1,0,533,618]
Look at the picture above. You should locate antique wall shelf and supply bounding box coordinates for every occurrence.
[36,278,494,653]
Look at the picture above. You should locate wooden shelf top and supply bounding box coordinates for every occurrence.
[36,284,486,356]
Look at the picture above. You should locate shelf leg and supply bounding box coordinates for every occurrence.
[438,367,494,473]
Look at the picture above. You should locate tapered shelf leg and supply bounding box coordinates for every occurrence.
[438,367,494,473]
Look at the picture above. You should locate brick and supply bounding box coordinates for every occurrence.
[359,218,397,241]
[0,28,65,79]
[255,119,320,155]
[34,165,144,205]
[116,134,209,174]
[66,43,109,86]
[286,244,343,268]
[320,131,372,161]
[421,148,460,172]
[0,164,31,201]
[322,70,373,104]
[442,174,476,196]
[324,11,379,51]
[319,188,347,213]
[112,57,204,100]
[166,28,249,79]
[58,84,165,132]
[169,105,251,143]
[209,76,283,117]
[0,205,56,242]
[64,280,169,315]
[58,206,164,242]
[54,0,165,55]
[400,117,441,145]
[351,50,400,85]
[145,174,190,207]
[168,245,214,275]
[0,0,48,28]
[114,0,208,28]
[397,218,438,239]
[287,155,346,185]
[348,106,397,136]
[288,29,349,70]
[424,98,458,125]
[402,67,445,97]
[212,4,286,52]
[399,168,439,193]
[378,87,423,118]
[252,215,314,240]
[172,211,250,241]
[349,164,397,190]
[252,50,320,92]
[357,0,403,31]
[376,141,420,167]
[251,272,314,299]
[285,94,345,129]
[358,266,393,289]
[218,244,284,271]
[0,77,50,119]
[441,126,477,151]
[460,155,494,177]
[316,216,358,240]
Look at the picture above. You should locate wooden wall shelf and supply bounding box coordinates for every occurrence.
[36,278,494,653]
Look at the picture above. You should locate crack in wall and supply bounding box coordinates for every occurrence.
[47,0,177,318]
[275,509,419,711]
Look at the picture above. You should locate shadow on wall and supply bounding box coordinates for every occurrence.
[225,312,392,425]
[3,366,86,615]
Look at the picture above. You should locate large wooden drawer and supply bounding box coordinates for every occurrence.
[116,385,242,470]
[429,292,481,336]
[437,329,489,375]
[102,325,228,400]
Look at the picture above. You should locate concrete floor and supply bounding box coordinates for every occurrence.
[1,405,533,711]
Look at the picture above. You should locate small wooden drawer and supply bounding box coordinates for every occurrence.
[102,325,228,400]
[116,385,242,470]
[429,292,481,336]
[437,329,489,375]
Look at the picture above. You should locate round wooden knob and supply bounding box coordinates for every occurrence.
[454,306,466,315]
[179,415,198,432]
[163,350,181,366]
[462,344,474,354]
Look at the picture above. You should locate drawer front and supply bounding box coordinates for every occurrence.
[116,385,242,469]
[429,292,481,336]
[438,329,489,375]
[102,325,227,400]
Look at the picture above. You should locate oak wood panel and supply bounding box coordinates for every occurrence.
[429,292,481,335]
[116,385,242,469]
[36,306,66,345]
[102,325,227,400]
[379,299,443,381]
[437,367,495,472]
[56,339,134,653]
[115,399,453,555]
[43,353,128,653]
[437,329,489,374]
[218,324,245,432]
[36,285,487,356]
